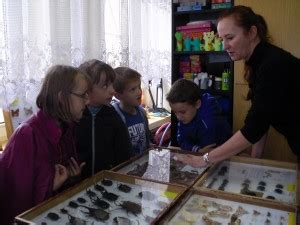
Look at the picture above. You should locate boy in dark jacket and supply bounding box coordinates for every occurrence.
[167,79,232,152]
[76,60,131,179]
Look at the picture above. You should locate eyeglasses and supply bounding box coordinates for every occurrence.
[69,91,89,100]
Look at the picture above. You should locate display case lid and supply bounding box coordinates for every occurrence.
[194,156,299,208]
[157,189,297,225]
[113,147,209,187]
[16,170,186,225]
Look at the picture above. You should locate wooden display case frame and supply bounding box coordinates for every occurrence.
[156,188,298,224]
[112,146,209,187]
[193,155,300,209]
[15,170,187,225]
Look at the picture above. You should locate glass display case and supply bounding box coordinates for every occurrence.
[113,147,209,187]
[194,156,299,207]
[15,171,186,225]
[157,189,297,225]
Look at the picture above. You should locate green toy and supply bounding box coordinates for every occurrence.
[203,31,214,51]
[213,35,223,51]
[175,32,183,51]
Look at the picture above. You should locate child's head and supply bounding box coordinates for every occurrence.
[36,65,91,123]
[114,67,142,107]
[167,79,201,124]
[79,59,115,106]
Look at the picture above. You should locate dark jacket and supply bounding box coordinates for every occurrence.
[0,110,78,225]
[76,105,131,179]
[177,93,232,152]
[241,42,300,156]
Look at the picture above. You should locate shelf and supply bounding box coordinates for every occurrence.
[201,89,231,97]
[173,50,228,55]
[171,3,234,146]
[173,8,227,16]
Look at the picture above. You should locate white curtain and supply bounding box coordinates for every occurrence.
[0,0,171,129]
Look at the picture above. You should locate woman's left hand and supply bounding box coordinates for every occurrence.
[68,157,86,177]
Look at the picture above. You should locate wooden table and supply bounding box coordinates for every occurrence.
[148,115,171,131]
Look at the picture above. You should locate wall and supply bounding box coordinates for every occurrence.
[234,0,300,162]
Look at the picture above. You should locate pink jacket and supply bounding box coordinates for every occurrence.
[0,110,78,224]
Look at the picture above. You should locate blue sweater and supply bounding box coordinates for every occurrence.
[177,93,232,152]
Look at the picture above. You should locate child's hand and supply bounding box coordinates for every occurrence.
[68,157,86,177]
[53,164,69,191]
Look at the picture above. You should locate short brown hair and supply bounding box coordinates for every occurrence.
[79,59,115,85]
[113,67,141,93]
[166,79,201,105]
[36,65,90,123]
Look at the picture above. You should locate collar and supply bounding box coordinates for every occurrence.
[246,41,269,68]
[88,105,102,116]
[36,110,71,146]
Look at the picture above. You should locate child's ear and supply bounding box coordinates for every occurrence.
[195,99,201,109]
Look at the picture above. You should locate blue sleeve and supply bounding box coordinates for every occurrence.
[177,123,200,152]
[198,125,217,149]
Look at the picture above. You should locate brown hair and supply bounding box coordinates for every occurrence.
[79,59,115,85]
[219,5,271,100]
[166,79,201,105]
[113,67,141,93]
[36,65,90,123]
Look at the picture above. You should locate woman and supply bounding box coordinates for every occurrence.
[175,5,300,167]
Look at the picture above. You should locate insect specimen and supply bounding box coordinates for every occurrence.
[257,185,265,191]
[218,179,228,191]
[68,201,79,208]
[90,195,110,209]
[94,184,119,201]
[113,217,134,225]
[207,177,217,189]
[117,183,132,193]
[46,212,60,221]
[77,197,87,204]
[68,214,88,225]
[80,205,110,221]
[202,215,221,225]
[116,201,142,216]
[258,181,266,186]
[86,188,97,198]
[60,208,68,214]
[102,179,113,186]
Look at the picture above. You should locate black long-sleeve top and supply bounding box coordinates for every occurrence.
[240,42,300,156]
[76,105,131,179]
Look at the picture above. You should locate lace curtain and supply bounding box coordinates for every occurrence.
[0,0,171,129]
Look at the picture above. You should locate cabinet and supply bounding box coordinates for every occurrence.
[171,1,234,146]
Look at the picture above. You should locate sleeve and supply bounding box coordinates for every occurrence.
[240,62,283,143]
[177,123,199,151]
[113,115,132,165]
[0,125,40,223]
[75,117,92,179]
[199,128,217,149]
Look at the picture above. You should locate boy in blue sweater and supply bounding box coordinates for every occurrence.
[113,67,151,156]
[167,79,232,152]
